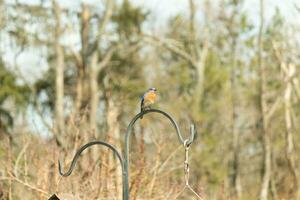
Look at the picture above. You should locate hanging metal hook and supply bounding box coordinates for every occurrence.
[176,139,204,200]
[183,139,190,186]
[138,109,196,146]
[123,109,197,199]
[188,124,196,146]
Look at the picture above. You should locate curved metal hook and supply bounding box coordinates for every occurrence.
[59,141,126,199]
[188,124,196,147]
[134,109,195,145]
[58,141,124,177]
[123,109,196,199]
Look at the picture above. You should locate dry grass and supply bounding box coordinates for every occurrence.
[0,116,205,200]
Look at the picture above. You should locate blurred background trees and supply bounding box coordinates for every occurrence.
[0,0,299,199]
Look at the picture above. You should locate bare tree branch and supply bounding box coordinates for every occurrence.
[142,34,198,68]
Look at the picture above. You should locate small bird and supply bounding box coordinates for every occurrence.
[140,87,157,119]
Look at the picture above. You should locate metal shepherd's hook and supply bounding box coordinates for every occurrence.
[58,109,196,200]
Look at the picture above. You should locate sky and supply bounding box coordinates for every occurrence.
[130,0,300,26]
[10,0,300,26]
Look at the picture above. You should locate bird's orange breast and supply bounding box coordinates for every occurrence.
[145,92,156,102]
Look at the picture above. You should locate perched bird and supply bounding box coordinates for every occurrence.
[140,88,157,119]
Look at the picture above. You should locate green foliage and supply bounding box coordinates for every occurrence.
[112,0,148,39]
[100,1,148,104]
[0,59,29,130]
[34,68,55,109]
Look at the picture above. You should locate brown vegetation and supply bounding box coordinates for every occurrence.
[0,0,300,199]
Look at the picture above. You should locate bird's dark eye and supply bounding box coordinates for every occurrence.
[148,87,157,92]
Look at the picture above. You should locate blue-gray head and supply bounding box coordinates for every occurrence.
[148,87,157,92]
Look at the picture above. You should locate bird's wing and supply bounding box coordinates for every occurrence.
[141,94,145,112]
[140,92,145,100]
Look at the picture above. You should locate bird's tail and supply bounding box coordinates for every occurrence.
[140,107,144,119]
[140,108,145,125]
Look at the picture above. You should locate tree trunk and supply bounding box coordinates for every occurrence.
[283,63,299,199]
[89,0,114,135]
[53,0,64,136]
[75,4,89,113]
[102,95,122,198]
[194,48,208,112]
[89,48,115,135]
[189,0,208,116]
[258,1,271,200]
[131,125,146,200]
[230,39,242,198]
[89,53,99,135]
[259,114,271,200]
